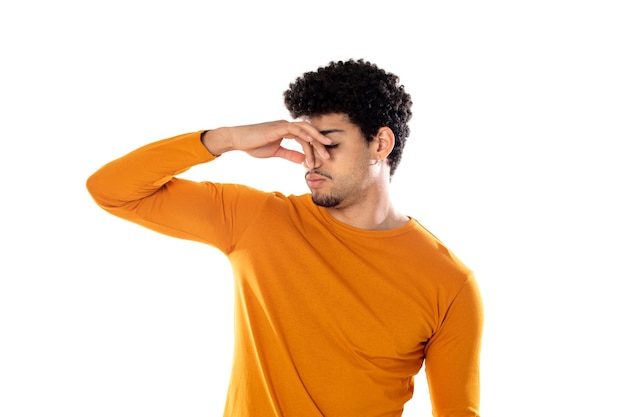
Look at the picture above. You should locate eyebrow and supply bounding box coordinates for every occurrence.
[319,129,345,136]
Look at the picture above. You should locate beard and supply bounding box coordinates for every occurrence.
[311,192,341,208]
[306,169,341,207]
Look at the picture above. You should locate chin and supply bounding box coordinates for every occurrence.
[311,194,341,208]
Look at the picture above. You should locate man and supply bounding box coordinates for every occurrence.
[87,59,483,417]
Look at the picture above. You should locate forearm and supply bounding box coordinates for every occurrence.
[86,131,214,210]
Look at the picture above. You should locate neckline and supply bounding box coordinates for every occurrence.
[313,202,417,238]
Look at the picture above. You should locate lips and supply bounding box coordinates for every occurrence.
[305,172,329,189]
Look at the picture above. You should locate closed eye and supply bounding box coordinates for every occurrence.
[324,144,339,150]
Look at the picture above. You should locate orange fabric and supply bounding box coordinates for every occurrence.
[87,131,483,417]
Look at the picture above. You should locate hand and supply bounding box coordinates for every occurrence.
[202,120,332,167]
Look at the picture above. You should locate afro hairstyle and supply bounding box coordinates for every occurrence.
[284,59,412,176]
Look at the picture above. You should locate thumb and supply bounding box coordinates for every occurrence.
[274,146,306,165]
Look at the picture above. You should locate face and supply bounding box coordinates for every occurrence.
[303,113,378,209]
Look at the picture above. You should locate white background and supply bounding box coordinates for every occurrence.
[1,1,624,416]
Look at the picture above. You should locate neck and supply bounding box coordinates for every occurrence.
[324,184,409,230]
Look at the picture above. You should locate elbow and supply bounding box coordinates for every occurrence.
[85,171,120,210]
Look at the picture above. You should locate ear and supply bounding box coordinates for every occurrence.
[371,126,395,160]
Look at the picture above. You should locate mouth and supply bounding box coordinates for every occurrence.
[305,171,331,189]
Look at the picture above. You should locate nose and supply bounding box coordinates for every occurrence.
[306,148,323,169]
[310,155,322,169]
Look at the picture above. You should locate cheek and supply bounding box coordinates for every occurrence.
[343,160,375,184]
[328,148,372,178]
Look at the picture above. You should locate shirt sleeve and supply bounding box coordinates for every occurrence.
[424,275,484,417]
[86,131,269,253]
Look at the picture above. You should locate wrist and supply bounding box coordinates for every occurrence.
[201,128,233,156]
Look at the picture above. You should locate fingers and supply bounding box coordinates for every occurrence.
[274,147,307,165]
[301,141,317,169]
[237,120,332,166]
[284,122,331,168]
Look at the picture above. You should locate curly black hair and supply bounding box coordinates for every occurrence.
[284,59,412,177]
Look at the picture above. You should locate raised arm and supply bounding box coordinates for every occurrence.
[85,121,332,246]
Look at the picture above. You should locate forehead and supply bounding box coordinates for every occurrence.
[304,113,359,133]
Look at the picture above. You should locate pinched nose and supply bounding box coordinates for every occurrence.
[306,152,323,169]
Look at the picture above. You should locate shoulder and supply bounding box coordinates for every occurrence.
[228,189,316,220]
[399,219,475,288]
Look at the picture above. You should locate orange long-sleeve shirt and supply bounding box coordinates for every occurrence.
[86,131,483,417]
